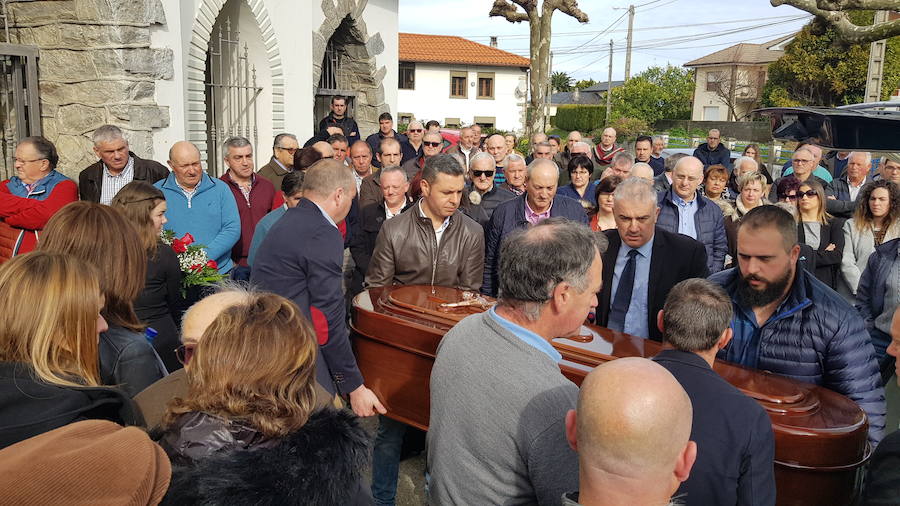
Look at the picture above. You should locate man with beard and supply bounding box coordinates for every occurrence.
[709,205,886,446]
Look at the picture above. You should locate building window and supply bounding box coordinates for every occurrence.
[398,113,413,125]
[706,71,722,92]
[450,71,468,99]
[445,117,461,129]
[477,73,495,99]
[399,62,415,90]
[474,116,495,129]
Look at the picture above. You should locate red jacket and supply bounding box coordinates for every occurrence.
[220,172,282,267]
[0,172,78,263]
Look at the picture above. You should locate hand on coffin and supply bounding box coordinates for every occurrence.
[349,384,387,417]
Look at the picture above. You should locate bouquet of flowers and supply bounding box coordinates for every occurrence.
[160,230,225,295]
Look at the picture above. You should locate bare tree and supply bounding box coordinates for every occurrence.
[771,0,900,43]
[490,0,589,136]
[707,67,765,121]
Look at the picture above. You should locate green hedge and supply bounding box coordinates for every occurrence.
[554,105,606,133]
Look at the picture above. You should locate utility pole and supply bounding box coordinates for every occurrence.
[606,39,614,123]
[864,10,889,103]
[624,4,634,81]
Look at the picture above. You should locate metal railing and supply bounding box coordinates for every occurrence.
[0,43,41,180]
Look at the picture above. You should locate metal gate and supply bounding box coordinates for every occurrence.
[205,19,262,176]
[314,36,358,133]
[0,43,40,181]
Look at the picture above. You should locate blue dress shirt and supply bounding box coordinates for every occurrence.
[610,237,654,339]
[489,306,561,362]
[673,194,698,239]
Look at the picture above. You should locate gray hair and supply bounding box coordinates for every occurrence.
[507,153,525,164]
[613,177,657,208]
[733,156,758,172]
[848,151,872,165]
[531,132,548,144]
[737,170,766,192]
[665,153,688,172]
[223,136,252,155]
[408,120,424,130]
[662,279,732,352]
[469,151,495,170]
[379,165,407,183]
[273,133,297,149]
[92,125,126,146]
[527,158,560,178]
[423,130,443,143]
[612,151,635,166]
[651,135,665,144]
[498,218,605,321]
[534,141,552,150]
[573,141,591,152]
[422,154,464,184]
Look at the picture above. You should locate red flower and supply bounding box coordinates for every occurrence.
[206,260,218,270]
[180,233,195,246]
[172,239,187,254]
[190,264,203,272]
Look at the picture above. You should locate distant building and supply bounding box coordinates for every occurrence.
[397,33,529,132]
[684,35,792,122]
[549,81,624,118]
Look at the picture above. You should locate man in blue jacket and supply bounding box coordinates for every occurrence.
[155,141,240,274]
[252,159,385,417]
[657,156,727,273]
[692,129,731,169]
[482,158,588,296]
[709,205,886,445]
[653,278,776,506]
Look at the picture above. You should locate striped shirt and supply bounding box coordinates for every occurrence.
[99,157,135,205]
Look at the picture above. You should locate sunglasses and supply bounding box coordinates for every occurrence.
[175,344,196,365]
[798,190,818,198]
[472,170,494,178]
[277,147,298,154]
[423,141,442,148]
[408,129,423,133]
[779,193,799,201]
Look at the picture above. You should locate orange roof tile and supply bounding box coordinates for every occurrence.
[399,33,530,68]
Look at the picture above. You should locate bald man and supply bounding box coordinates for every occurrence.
[312,141,335,159]
[482,159,589,296]
[564,357,696,506]
[630,162,654,182]
[155,141,240,274]
[593,127,624,168]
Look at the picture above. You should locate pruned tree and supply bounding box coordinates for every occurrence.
[771,0,900,43]
[490,0,589,135]
[707,68,766,121]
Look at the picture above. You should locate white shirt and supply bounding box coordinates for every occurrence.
[418,201,450,245]
[849,178,866,201]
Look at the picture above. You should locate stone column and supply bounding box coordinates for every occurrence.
[7,0,173,177]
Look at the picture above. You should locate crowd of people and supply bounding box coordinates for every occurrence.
[0,95,898,505]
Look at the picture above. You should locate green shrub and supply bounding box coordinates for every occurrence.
[553,105,606,133]
[599,117,650,142]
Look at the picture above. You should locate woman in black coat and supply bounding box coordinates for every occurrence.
[113,181,185,372]
[795,178,845,289]
[155,292,371,505]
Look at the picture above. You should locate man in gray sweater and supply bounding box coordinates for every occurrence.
[427,218,606,505]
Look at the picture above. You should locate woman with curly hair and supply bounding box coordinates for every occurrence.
[157,292,370,504]
[841,179,900,298]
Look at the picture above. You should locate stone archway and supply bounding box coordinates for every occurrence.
[313,0,387,135]
[187,0,284,160]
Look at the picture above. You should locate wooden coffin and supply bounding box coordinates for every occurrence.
[351,285,871,506]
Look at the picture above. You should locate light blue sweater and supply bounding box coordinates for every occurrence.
[155,173,240,274]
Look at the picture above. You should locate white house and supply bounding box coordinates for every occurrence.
[397,33,529,132]
[5,0,399,177]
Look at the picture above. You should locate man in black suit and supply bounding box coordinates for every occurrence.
[252,158,384,417]
[597,177,708,341]
[653,278,776,506]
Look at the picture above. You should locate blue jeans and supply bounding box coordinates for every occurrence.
[371,415,407,506]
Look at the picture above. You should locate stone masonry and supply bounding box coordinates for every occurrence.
[7,0,173,178]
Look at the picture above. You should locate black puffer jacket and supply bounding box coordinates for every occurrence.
[158,408,373,505]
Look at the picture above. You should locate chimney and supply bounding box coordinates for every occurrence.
[490,36,498,48]
[573,88,581,103]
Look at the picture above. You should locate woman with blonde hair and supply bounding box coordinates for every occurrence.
[37,201,166,397]
[841,180,900,299]
[794,178,845,289]
[157,292,370,504]
[723,170,768,267]
[112,181,184,372]
[0,252,140,449]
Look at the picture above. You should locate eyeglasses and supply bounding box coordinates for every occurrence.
[277,147,298,154]
[175,343,196,365]
[408,129,423,133]
[779,193,799,201]
[472,170,494,178]
[423,141,442,148]
[798,190,818,198]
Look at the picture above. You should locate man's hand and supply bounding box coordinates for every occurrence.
[825,243,836,252]
[349,384,387,417]
[827,195,837,200]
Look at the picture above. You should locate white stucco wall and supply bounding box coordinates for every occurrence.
[398,63,527,132]
[690,65,767,122]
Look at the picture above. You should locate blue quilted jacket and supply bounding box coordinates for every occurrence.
[709,266,886,445]
[657,189,727,273]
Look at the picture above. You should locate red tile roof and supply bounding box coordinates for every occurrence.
[399,33,530,68]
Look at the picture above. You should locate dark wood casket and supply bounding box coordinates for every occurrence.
[351,285,871,506]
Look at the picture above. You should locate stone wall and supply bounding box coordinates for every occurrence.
[7,0,173,178]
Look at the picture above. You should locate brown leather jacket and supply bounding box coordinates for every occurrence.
[365,203,485,291]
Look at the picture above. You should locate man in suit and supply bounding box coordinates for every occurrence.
[653,278,776,506]
[251,159,385,417]
[829,151,873,219]
[482,158,588,296]
[597,177,708,341]
[79,124,168,204]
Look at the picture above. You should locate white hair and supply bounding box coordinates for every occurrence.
[613,177,657,208]
[733,156,758,171]
[848,151,872,165]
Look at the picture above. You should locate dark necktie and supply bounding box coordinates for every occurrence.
[608,249,638,332]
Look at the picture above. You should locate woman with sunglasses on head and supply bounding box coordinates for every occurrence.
[38,202,166,397]
[557,155,598,213]
[794,179,845,289]
[156,292,370,504]
[841,180,900,300]
[0,252,141,449]
[112,181,184,373]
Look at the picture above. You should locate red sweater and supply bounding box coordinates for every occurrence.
[220,172,282,267]
[0,175,78,263]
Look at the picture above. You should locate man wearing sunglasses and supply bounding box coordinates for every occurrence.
[400,120,425,164]
[462,152,516,228]
[258,133,299,191]
[402,130,444,187]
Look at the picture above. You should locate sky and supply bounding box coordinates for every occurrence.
[397,0,814,82]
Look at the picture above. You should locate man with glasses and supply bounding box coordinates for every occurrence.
[366,112,406,169]
[782,143,834,183]
[693,129,731,169]
[463,152,516,227]
[401,120,425,164]
[770,147,834,203]
[258,133,299,190]
[402,130,444,185]
[879,153,900,184]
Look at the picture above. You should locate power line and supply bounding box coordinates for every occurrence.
[553,12,629,66]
